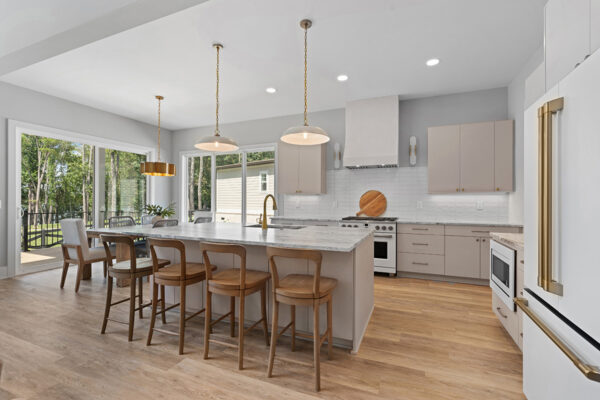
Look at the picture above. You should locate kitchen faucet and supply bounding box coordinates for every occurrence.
[261,194,277,229]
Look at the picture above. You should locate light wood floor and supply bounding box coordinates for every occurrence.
[0,267,524,399]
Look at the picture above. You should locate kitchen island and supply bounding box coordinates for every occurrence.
[89,222,374,353]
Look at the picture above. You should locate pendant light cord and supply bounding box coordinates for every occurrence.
[157,97,161,161]
[303,24,308,127]
[215,45,221,136]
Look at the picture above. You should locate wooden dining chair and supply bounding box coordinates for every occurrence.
[146,238,215,355]
[100,234,169,341]
[265,247,337,392]
[201,242,271,370]
[59,218,113,292]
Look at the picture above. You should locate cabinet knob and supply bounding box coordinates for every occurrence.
[476,238,480,242]
[482,239,486,242]
[461,188,465,192]
[456,188,459,192]
[496,187,500,191]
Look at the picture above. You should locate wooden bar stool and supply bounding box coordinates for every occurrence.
[147,238,215,355]
[201,242,271,370]
[266,247,337,392]
[100,234,169,341]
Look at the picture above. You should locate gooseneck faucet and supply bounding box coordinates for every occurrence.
[261,194,277,230]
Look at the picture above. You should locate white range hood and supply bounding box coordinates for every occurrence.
[343,95,399,168]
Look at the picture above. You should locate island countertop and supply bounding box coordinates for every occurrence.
[89,222,374,252]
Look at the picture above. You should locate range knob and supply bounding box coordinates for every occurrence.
[375,226,380,230]
[341,224,346,227]
[353,224,358,228]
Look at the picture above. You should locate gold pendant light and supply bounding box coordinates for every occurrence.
[281,19,329,145]
[141,95,176,176]
[195,43,239,152]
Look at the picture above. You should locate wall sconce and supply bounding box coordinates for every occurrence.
[409,136,417,166]
[334,142,342,169]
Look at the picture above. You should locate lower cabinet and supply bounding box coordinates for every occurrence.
[445,236,480,278]
[397,253,444,275]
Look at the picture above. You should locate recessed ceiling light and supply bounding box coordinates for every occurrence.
[266,87,276,94]
[336,74,349,82]
[426,58,440,67]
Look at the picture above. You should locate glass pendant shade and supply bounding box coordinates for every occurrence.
[281,125,329,145]
[141,95,176,177]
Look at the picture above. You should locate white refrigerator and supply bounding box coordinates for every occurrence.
[523,47,600,397]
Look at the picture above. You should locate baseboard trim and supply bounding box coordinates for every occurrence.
[397,272,489,286]
[0,266,8,280]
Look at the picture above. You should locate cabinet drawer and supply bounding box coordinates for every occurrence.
[397,234,444,255]
[397,224,444,235]
[397,253,444,275]
[492,291,518,342]
[444,225,521,237]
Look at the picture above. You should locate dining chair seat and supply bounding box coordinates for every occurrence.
[276,274,337,299]
[209,268,271,290]
[155,262,215,281]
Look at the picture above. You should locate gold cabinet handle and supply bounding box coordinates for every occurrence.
[456,188,459,192]
[496,307,508,319]
[496,187,500,191]
[537,97,564,296]
[515,297,600,382]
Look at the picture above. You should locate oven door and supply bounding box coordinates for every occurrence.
[490,240,515,309]
[373,233,396,272]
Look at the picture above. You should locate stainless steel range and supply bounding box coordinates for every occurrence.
[339,217,397,276]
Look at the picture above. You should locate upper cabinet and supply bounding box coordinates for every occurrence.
[277,142,326,195]
[544,0,600,89]
[427,120,514,194]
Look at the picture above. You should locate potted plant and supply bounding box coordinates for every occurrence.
[144,203,175,224]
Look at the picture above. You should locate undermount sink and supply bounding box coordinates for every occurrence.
[244,224,306,230]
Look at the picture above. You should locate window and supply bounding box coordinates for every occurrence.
[103,149,146,225]
[183,146,276,224]
[259,171,268,192]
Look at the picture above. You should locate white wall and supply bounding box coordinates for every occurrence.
[507,47,544,224]
[0,81,172,268]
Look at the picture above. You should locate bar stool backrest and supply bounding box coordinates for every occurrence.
[148,238,187,279]
[200,242,247,289]
[266,247,323,297]
[100,234,137,272]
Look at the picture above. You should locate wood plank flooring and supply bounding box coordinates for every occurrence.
[0,267,524,399]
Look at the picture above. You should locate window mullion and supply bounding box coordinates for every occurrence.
[241,151,247,225]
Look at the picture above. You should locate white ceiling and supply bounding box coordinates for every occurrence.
[0,0,546,130]
[0,0,137,58]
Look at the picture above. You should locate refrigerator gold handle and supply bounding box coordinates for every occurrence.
[514,298,600,382]
[537,97,564,296]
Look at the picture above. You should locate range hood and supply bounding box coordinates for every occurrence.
[343,95,399,168]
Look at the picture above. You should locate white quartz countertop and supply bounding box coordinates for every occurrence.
[490,232,524,249]
[271,216,522,228]
[89,222,373,252]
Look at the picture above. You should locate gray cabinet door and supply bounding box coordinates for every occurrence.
[459,122,494,192]
[277,142,299,194]
[494,120,514,192]
[479,237,490,280]
[428,125,460,193]
[445,235,480,278]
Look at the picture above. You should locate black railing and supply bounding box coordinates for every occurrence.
[21,210,144,251]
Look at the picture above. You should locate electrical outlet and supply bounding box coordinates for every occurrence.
[416,201,423,209]
[295,199,300,209]
[477,200,484,210]
[332,200,338,208]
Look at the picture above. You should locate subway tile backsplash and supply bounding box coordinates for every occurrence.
[281,167,509,222]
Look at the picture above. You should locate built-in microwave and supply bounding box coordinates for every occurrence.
[490,240,516,311]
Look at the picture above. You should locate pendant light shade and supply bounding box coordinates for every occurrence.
[281,19,329,146]
[141,95,176,177]
[195,43,239,152]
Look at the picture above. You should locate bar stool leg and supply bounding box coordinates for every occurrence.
[147,281,158,346]
[138,276,144,319]
[101,276,113,334]
[230,296,235,337]
[204,290,212,359]
[260,286,269,346]
[179,284,186,355]
[291,305,296,351]
[313,301,321,392]
[60,261,69,288]
[160,285,167,324]
[238,292,245,370]
[128,277,136,342]
[103,261,107,278]
[327,296,333,360]
[267,300,279,377]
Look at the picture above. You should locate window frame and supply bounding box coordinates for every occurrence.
[179,143,278,224]
[259,170,269,192]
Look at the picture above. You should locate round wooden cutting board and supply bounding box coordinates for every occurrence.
[356,190,387,217]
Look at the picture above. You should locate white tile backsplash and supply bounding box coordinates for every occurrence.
[282,167,509,222]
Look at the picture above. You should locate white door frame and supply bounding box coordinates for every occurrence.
[6,119,155,278]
